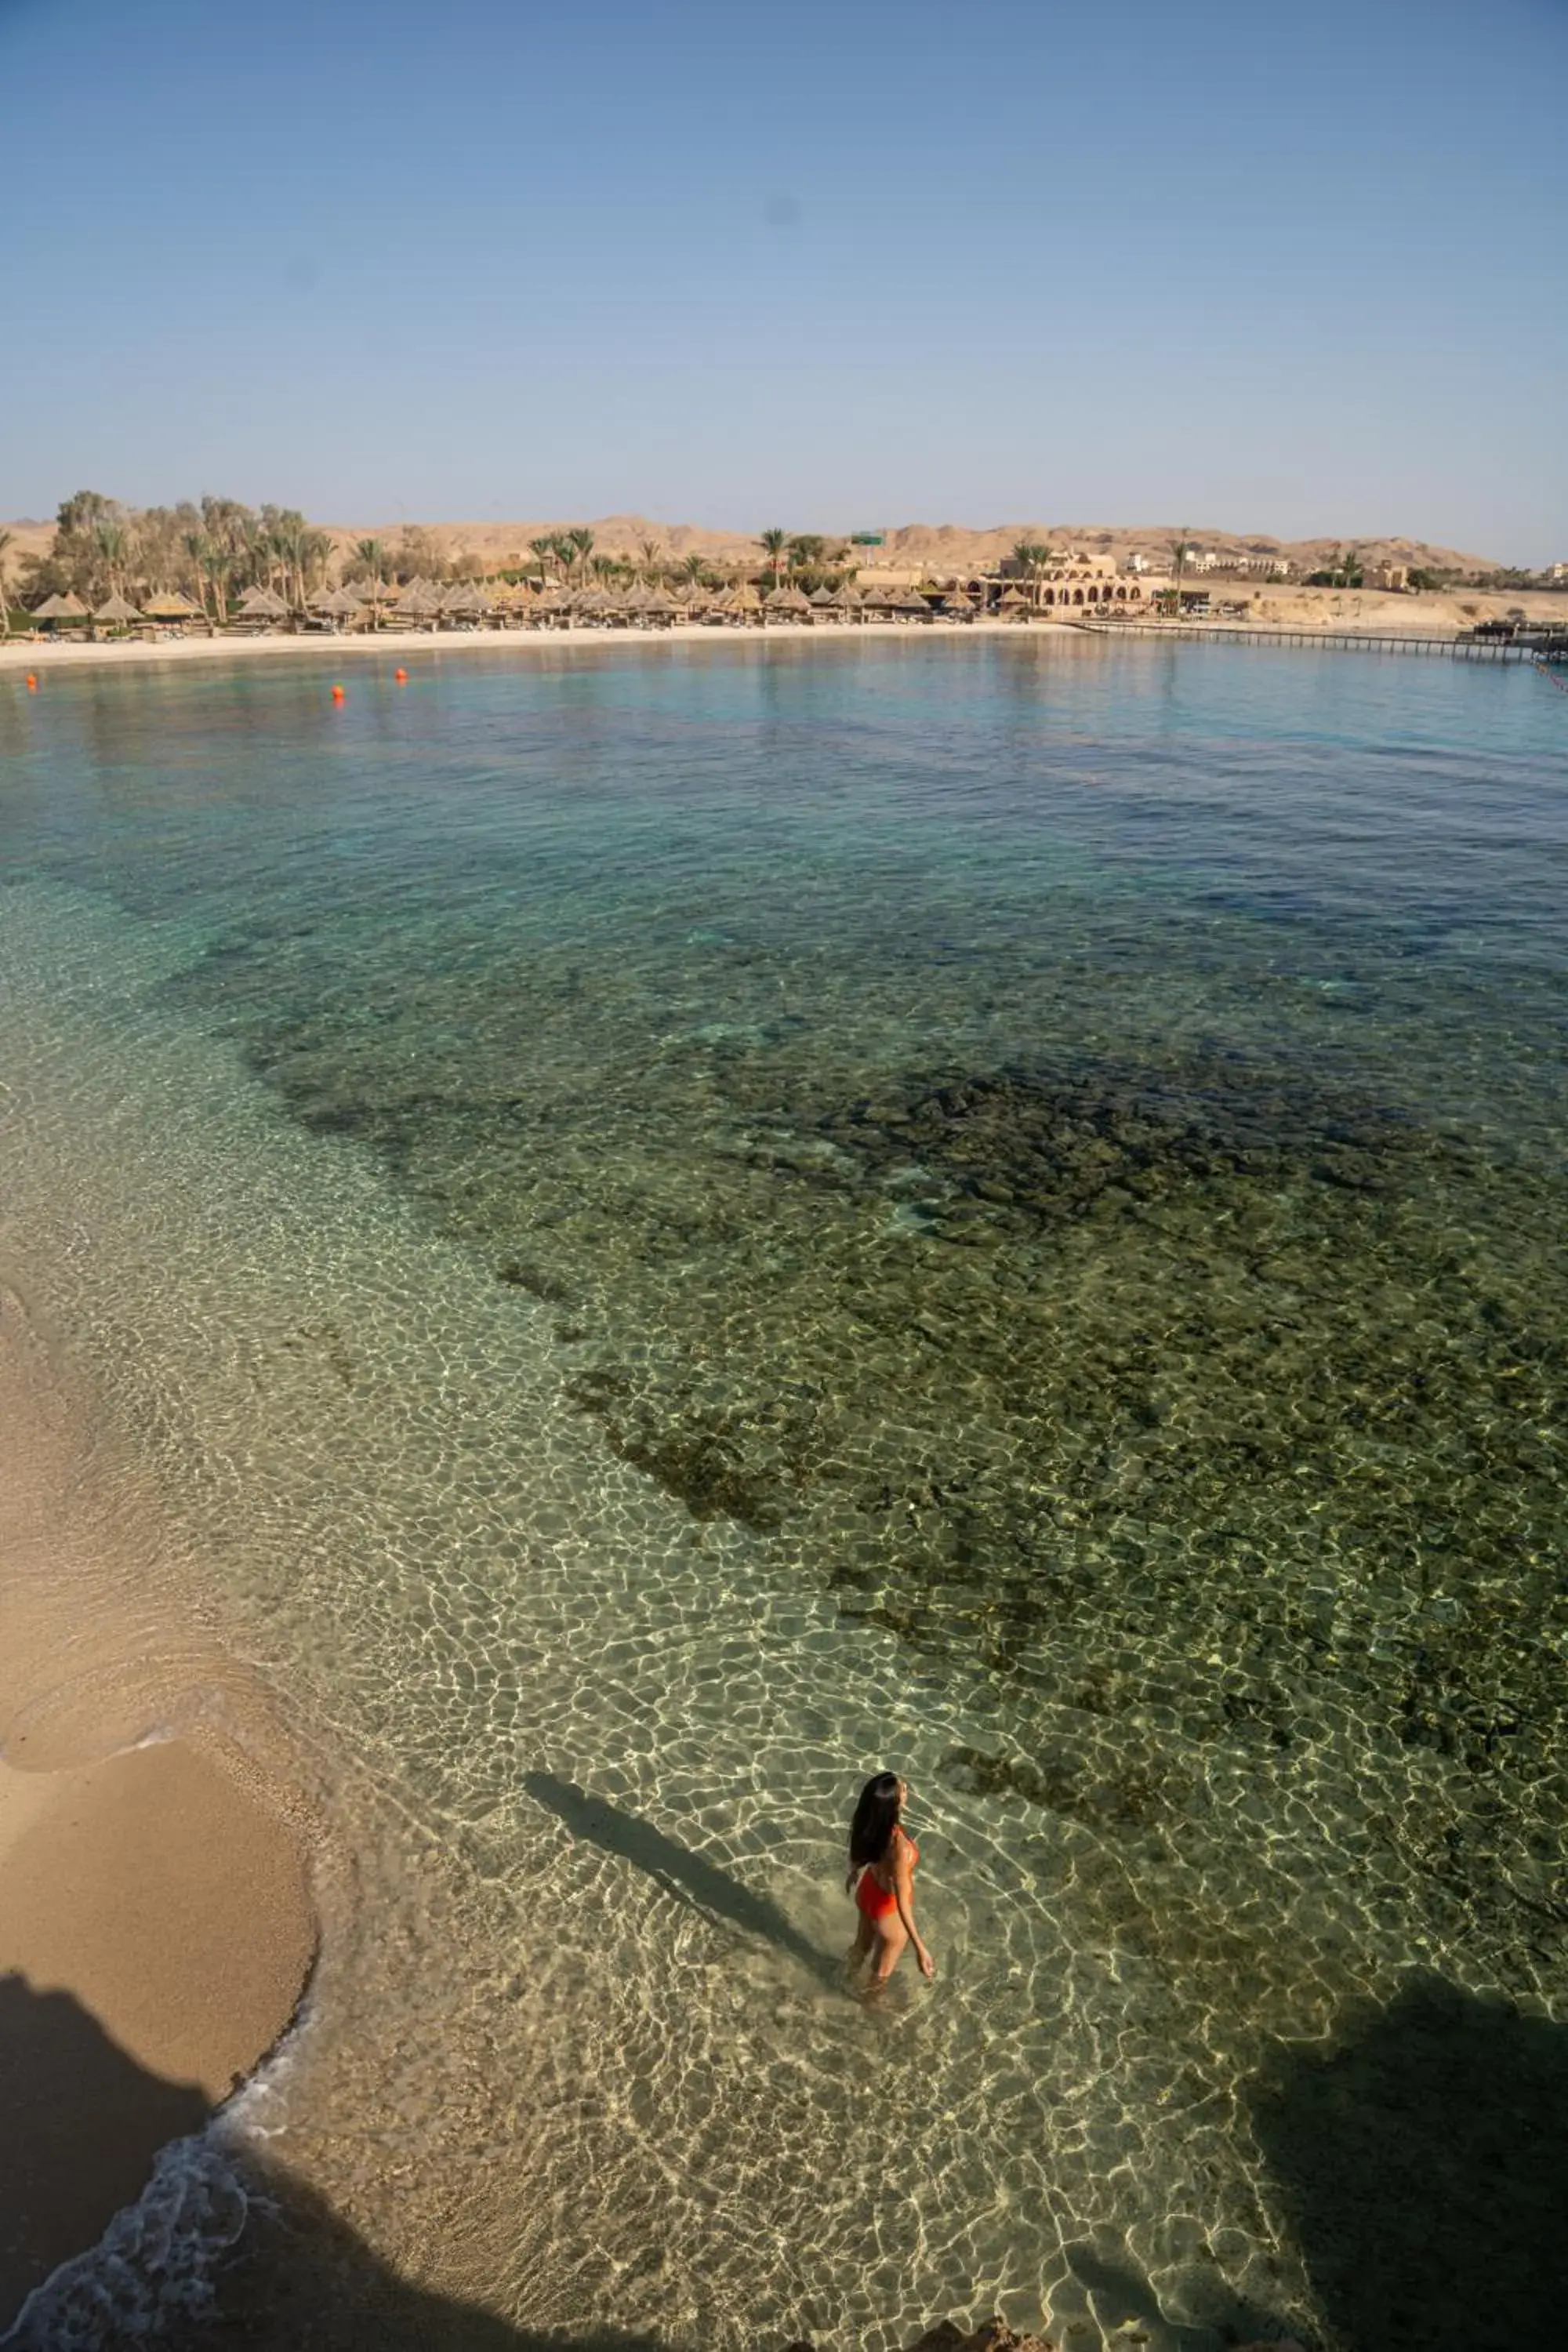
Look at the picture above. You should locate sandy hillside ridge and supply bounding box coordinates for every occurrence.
[328,516,1511,578]
[3,510,1517,579]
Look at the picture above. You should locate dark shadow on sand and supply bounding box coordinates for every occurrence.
[0,1970,209,2329]
[522,1772,840,1989]
[0,1975,662,2351]
[1059,2240,1283,2352]
[1247,1973,1568,2352]
[162,2156,666,2350]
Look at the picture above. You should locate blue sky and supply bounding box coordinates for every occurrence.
[5,0,1565,557]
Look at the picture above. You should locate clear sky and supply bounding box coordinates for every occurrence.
[5,0,1565,559]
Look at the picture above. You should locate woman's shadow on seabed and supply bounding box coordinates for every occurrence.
[521,1770,844,1992]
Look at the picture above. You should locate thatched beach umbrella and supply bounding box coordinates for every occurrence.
[93,591,143,625]
[492,581,533,626]
[32,592,90,624]
[317,586,364,621]
[724,582,764,623]
[392,585,441,625]
[143,591,201,622]
[238,585,290,621]
[828,581,862,620]
[764,583,813,621]
[996,586,1030,619]
[942,590,976,620]
[415,587,448,619]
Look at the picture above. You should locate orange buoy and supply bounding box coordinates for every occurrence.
[331,683,346,702]
[25,673,38,691]
[394,667,408,683]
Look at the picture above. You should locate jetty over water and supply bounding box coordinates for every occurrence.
[1078,620,1568,664]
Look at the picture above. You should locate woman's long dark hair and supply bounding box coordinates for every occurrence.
[846,1770,902,1892]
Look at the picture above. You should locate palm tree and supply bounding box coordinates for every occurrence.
[0,530,13,639]
[205,546,234,623]
[182,532,212,618]
[760,528,789,585]
[307,530,334,581]
[636,534,663,582]
[94,517,129,600]
[528,535,558,585]
[353,536,387,628]
[567,528,594,586]
[1010,539,1057,579]
[1169,531,1192,608]
[270,511,314,612]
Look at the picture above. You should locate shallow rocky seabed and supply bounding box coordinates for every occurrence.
[1,636,1563,2352]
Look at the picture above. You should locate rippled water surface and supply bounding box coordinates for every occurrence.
[2,635,1564,2349]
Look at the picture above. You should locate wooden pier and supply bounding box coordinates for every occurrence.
[1073,620,1563,663]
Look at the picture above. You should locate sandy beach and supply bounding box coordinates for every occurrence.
[0,1748,314,2321]
[0,616,1036,677]
[0,1280,317,2326]
[2,582,1556,683]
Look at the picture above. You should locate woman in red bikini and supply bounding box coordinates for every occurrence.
[846,1770,935,1984]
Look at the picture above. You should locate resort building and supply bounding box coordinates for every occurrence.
[852,551,1156,614]
[999,554,1156,612]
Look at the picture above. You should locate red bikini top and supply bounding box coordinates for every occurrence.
[871,1824,918,1878]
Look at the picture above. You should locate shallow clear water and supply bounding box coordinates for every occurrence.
[1,636,1564,2349]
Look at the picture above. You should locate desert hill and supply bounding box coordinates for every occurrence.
[323,514,1503,579]
[4,507,1518,586]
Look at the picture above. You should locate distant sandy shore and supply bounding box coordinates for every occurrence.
[0,1282,316,2327]
[3,590,1555,680]
[0,618,1044,677]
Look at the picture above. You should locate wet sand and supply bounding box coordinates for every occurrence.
[0,1282,317,2325]
[0,1747,314,2321]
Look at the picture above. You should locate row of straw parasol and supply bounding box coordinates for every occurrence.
[26,575,980,636]
[30,590,205,626]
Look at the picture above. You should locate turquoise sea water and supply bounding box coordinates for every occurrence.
[1,635,1564,2349]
